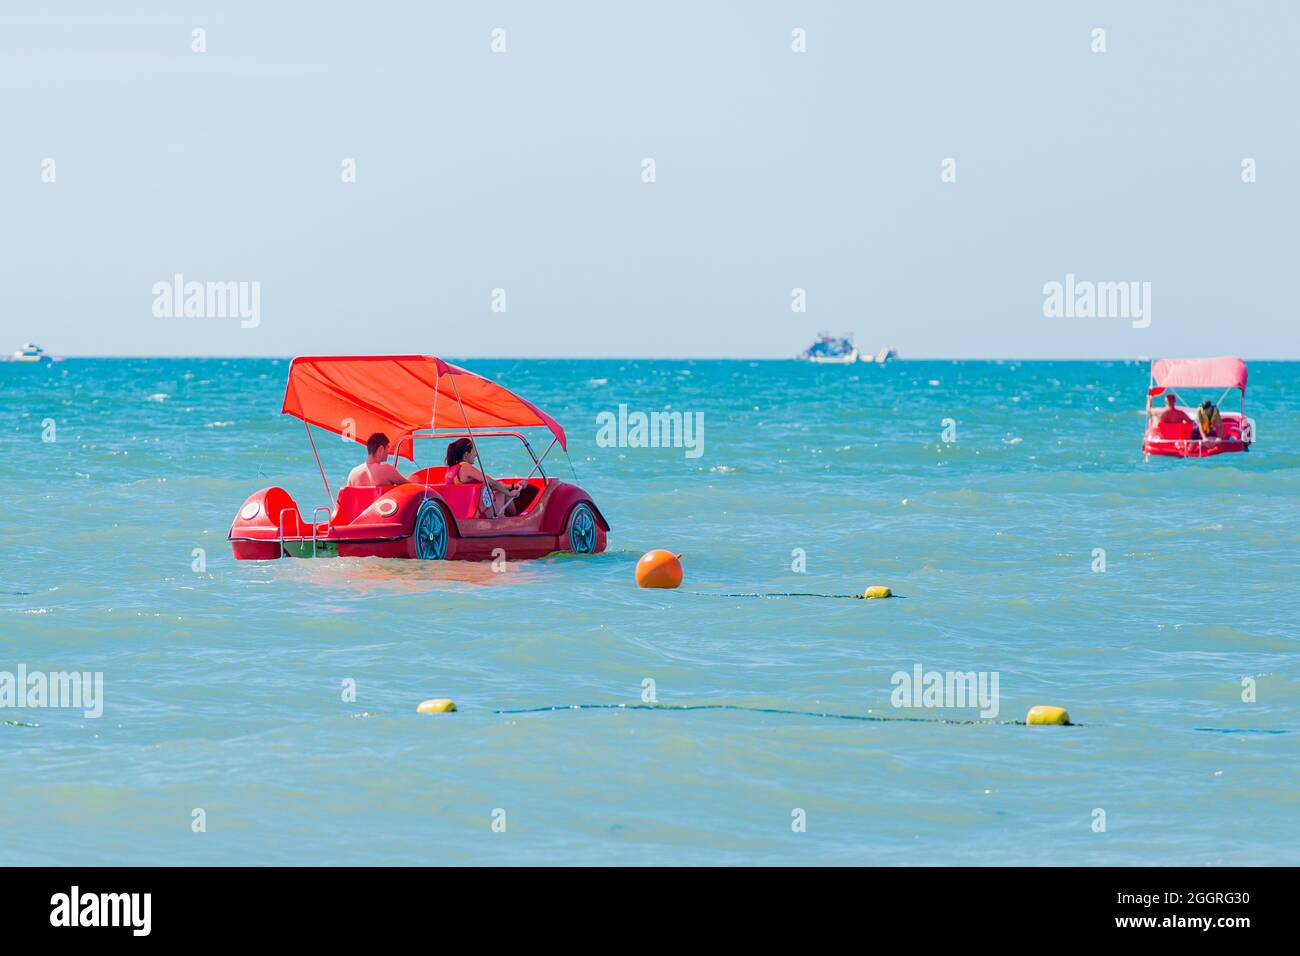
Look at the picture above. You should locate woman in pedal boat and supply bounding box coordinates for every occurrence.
[444,437,524,517]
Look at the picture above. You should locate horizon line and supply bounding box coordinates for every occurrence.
[14,354,1300,363]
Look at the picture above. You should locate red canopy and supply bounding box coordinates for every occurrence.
[1150,357,1248,391]
[281,355,566,459]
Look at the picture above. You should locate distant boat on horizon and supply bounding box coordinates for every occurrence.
[797,334,898,365]
[798,332,858,364]
[8,342,56,363]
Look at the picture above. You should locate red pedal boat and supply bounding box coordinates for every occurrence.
[229,355,609,560]
[1142,357,1255,459]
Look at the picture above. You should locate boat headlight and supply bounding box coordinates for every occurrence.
[376,498,398,517]
[240,502,261,520]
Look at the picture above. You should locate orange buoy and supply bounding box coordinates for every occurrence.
[636,550,683,589]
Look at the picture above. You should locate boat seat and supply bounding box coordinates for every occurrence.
[433,483,485,519]
[1153,420,1196,441]
[408,466,448,485]
[333,485,385,524]
[427,478,545,519]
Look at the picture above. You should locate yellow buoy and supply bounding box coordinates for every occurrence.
[1026,705,1070,726]
[417,698,457,714]
[862,585,892,600]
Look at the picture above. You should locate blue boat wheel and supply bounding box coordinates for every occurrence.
[567,503,597,554]
[414,500,448,560]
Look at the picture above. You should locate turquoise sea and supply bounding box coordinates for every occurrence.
[2,358,1297,865]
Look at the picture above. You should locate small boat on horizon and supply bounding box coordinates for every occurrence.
[799,333,858,364]
[9,343,55,363]
[796,335,897,365]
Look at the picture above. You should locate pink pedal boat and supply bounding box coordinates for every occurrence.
[1142,357,1255,459]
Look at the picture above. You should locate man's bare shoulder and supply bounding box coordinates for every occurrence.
[376,463,408,484]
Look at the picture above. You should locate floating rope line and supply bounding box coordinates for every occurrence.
[691,590,863,598]
[1193,727,1288,735]
[494,702,1036,726]
[493,704,1276,734]
[687,591,902,600]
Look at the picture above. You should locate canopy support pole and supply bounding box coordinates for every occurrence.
[563,445,580,481]
[519,436,558,481]
[289,375,333,504]
[449,373,498,518]
[420,372,441,498]
[304,418,332,504]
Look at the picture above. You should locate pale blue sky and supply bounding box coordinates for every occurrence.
[3,1,1298,358]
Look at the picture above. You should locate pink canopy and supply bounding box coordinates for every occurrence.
[1150,357,1247,391]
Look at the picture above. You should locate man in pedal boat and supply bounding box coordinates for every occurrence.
[445,437,524,517]
[1196,400,1222,439]
[1157,392,1195,430]
[347,433,409,487]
